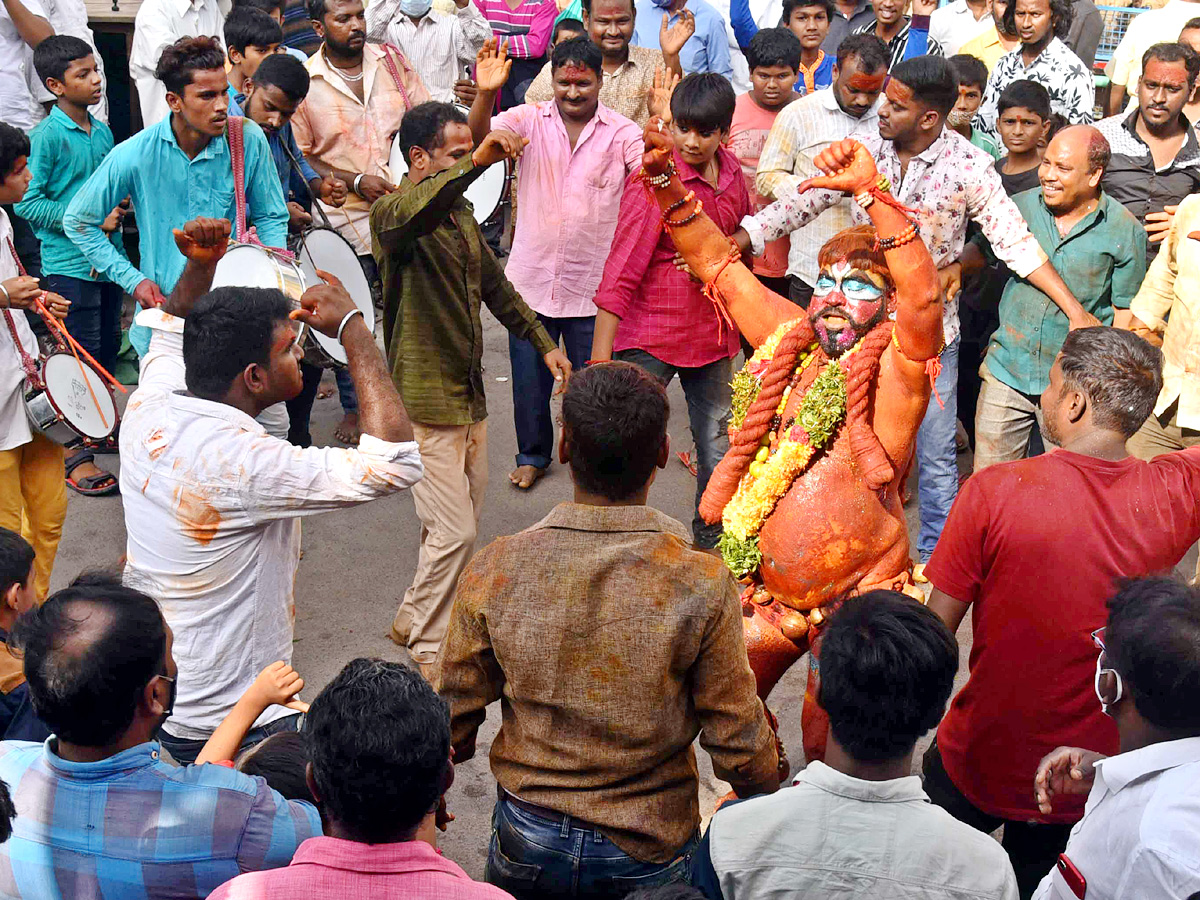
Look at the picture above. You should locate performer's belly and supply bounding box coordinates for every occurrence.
[756,431,909,610]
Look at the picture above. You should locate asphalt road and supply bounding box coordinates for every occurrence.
[50,306,986,878]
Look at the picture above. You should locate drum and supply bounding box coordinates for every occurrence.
[294,227,376,367]
[388,132,510,225]
[210,241,312,354]
[24,352,118,447]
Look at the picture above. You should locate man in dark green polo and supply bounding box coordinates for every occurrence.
[973,125,1148,471]
[370,101,571,677]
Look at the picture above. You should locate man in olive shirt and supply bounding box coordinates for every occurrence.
[973,125,1146,471]
[370,101,572,674]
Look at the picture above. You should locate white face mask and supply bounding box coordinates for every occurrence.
[1094,653,1124,717]
[400,0,433,17]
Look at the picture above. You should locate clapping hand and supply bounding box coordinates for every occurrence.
[475,37,512,93]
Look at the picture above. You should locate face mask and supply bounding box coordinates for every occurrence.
[400,0,433,17]
[1093,654,1124,717]
[650,0,674,10]
[946,107,973,128]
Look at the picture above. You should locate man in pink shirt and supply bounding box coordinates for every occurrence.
[468,36,643,491]
[209,658,513,900]
[591,72,753,549]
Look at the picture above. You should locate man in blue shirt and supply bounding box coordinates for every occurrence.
[0,572,321,898]
[632,0,733,78]
[65,35,289,358]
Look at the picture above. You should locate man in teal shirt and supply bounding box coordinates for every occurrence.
[974,125,1147,471]
[65,35,289,359]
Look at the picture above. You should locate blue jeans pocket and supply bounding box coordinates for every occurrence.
[487,830,544,896]
[606,850,692,891]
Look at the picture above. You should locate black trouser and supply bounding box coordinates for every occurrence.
[922,742,1072,899]
[286,361,326,447]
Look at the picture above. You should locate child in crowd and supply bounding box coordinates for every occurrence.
[196,661,311,800]
[0,529,49,743]
[994,78,1051,196]
[947,54,1000,159]
[15,35,123,499]
[233,0,310,60]
[593,73,752,550]
[225,7,284,98]
[784,0,833,94]
[728,28,800,299]
[551,17,586,49]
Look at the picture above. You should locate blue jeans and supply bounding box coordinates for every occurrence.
[335,367,358,414]
[43,274,123,374]
[157,712,302,765]
[614,349,731,549]
[509,314,594,471]
[914,337,960,561]
[487,796,697,900]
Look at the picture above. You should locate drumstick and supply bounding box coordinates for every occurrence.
[338,205,369,249]
[35,299,128,395]
[36,302,112,430]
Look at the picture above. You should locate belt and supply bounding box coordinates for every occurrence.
[497,786,572,825]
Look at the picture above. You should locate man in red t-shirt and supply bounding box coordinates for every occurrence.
[924,326,1200,900]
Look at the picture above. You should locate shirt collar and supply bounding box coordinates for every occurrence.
[152,115,229,162]
[534,502,694,542]
[796,760,930,803]
[1019,36,1062,69]
[171,0,206,17]
[1035,189,1112,235]
[47,105,90,133]
[43,740,164,781]
[1094,736,1200,796]
[1119,107,1200,165]
[171,392,269,434]
[675,146,739,191]
[837,0,870,18]
[309,44,383,102]
[909,126,951,164]
[291,837,464,874]
[538,98,616,128]
[817,86,880,121]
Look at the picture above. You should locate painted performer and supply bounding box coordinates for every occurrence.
[638,126,942,763]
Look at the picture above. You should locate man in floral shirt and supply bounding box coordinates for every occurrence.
[737,54,1093,570]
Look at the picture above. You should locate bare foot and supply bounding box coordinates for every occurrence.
[317,381,334,400]
[509,464,547,490]
[334,412,360,445]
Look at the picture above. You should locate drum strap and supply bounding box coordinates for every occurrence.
[227,115,251,243]
[4,237,42,384]
[381,45,413,111]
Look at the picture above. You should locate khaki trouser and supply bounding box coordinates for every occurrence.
[973,363,1045,473]
[0,433,67,601]
[394,420,488,664]
[1127,401,1200,583]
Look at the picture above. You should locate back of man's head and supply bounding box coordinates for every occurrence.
[890,55,958,120]
[251,52,310,102]
[13,573,167,747]
[1107,577,1200,734]
[561,361,669,502]
[183,287,293,400]
[1058,327,1162,439]
[817,591,958,762]
[305,658,451,843]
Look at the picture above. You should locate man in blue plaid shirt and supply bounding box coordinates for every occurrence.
[0,574,321,899]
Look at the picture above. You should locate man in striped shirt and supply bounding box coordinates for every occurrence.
[365,0,492,103]
[475,0,559,106]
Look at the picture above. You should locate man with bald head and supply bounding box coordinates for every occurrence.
[973,124,1147,470]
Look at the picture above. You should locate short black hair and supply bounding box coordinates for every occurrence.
[1185,15,1200,31]
[1057,327,1162,438]
[155,35,227,95]
[396,100,468,165]
[13,572,168,747]
[746,27,801,72]
[890,55,959,118]
[551,34,603,76]
[670,72,736,133]
[996,77,1051,119]
[0,529,34,598]
[250,51,310,101]
[561,361,669,501]
[183,287,293,399]
[1106,576,1200,732]
[0,123,31,181]
[1142,41,1200,87]
[817,591,958,762]
[835,31,888,72]
[782,0,834,24]
[33,34,95,86]
[225,6,283,54]
[1002,0,1073,40]
[580,0,634,17]
[0,780,14,844]
[553,17,586,43]
[237,731,313,801]
[306,0,333,22]
[948,52,988,92]
[306,658,451,842]
[233,0,285,15]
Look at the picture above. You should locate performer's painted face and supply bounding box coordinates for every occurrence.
[809,260,889,357]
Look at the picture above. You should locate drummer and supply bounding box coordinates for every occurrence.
[370,102,571,677]
[64,36,290,366]
[467,36,642,492]
[0,122,72,602]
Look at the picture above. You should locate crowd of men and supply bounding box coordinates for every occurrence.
[2,0,1200,895]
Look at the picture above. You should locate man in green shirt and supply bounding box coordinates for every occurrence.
[974,125,1147,471]
[370,100,570,676]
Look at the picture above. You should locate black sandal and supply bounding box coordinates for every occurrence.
[65,452,119,497]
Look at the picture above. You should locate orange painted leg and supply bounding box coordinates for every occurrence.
[801,638,830,763]
[743,598,807,699]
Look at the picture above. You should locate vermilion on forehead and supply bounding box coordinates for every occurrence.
[555,64,594,83]
[1143,59,1190,85]
[885,79,914,104]
[845,72,886,92]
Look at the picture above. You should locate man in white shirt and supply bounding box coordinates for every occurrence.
[129,0,224,126]
[0,0,53,132]
[1033,576,1200,900]
[930,0,993,56]
[693,590,1019,900]
[364,0,490,104]
[120,216,423,764]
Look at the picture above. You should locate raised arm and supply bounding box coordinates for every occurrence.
[467,38,510,145]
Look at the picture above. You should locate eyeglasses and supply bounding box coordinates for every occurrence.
[1091,626,1106,650]
[1092,627,1123,710]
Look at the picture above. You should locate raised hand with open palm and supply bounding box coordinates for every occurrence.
[475,37,512,93]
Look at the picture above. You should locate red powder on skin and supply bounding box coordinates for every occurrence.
[558,64,590,82]
[885,79,915,105]
[845,72,887,93]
